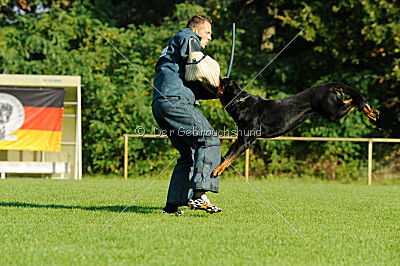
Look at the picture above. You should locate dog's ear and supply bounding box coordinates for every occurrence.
[229,79,241,88]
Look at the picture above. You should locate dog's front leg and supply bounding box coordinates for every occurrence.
[212,140,240,176]
[212,137,252,176]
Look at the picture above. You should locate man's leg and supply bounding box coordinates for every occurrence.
[152,98,198,213]
[188,138,221,197]
[175,103,222,213]
[166,134,194,206]
[152,97,221,212]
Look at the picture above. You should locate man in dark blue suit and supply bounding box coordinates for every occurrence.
[152,15,222,215]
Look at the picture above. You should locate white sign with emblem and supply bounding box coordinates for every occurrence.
[0,93,25,141]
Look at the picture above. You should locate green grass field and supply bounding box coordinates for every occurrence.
[1,177,399,265]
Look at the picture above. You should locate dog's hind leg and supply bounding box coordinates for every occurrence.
[338,85,380,121]
[343,99,353,104]
[337,97,379,121]
[361,103,380,121]
[313,87,360,121]
[337,104,356,120]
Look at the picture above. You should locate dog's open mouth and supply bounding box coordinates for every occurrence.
[362,103,380,121]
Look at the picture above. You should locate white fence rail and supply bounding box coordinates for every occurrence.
[123,134,400,185]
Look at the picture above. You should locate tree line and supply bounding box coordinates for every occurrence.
[1,0,399,179]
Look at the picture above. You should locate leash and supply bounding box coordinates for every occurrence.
[226,23,236,78]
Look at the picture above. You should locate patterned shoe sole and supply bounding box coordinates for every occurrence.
[189,200,222,213]
[205,206,222,213]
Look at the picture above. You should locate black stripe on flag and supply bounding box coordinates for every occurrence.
[0,87,65,108]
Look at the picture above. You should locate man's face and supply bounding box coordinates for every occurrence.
[193,21,212,48]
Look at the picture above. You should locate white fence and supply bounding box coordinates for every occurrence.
[123,134,400,185]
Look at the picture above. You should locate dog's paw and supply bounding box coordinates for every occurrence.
[213,161,230,177]
[212,168,219,177]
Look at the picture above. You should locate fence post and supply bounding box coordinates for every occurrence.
[368,139,373,186]
[245,148,250,182]
[124,134,128,180]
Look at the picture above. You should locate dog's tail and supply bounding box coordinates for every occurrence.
[329,82,380,122]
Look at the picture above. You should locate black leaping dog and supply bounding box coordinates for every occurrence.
[212,78,380,176]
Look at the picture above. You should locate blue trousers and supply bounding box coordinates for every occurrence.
[152,96,221,206]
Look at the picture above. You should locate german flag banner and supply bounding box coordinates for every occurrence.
[0,87,65,152]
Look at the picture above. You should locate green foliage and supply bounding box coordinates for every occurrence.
[0,0,398,178]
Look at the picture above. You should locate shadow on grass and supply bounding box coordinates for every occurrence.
[0,202,161,214]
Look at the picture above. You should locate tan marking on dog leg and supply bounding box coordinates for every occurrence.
[212,160,230,176]
[343,99,353,104]
[338,106,356,120]
[362,106,377,121]
[217,77,224,97]
[212,153,241,176]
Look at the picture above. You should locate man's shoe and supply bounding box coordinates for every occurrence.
[188,199,222,213]
[161,206,184,215]
[161,209,184,215]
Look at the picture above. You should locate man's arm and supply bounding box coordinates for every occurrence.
[179,34,218,99]
[177,35,201,60]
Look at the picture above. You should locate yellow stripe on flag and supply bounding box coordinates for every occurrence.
[0,129,62,152]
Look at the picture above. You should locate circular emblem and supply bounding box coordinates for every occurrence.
[0,93,25,141]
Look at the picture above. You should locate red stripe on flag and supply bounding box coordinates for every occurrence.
[20,106,64,131]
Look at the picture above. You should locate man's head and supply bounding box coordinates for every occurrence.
[187,15,212,48]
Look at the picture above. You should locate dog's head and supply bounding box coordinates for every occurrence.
[217,77,242,97]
